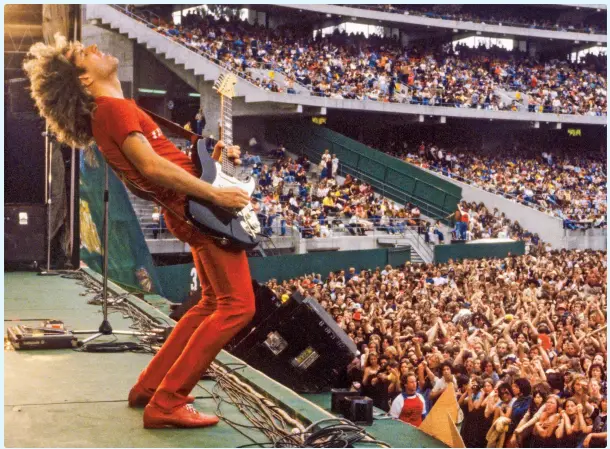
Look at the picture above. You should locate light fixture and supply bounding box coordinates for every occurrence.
[138,88,167,95]
[188,93,201,97]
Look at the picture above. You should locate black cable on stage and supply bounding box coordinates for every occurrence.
[68,271,390,448]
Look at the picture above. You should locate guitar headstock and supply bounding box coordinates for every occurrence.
[213,73,238,99]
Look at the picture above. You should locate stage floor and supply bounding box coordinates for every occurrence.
[4,270,445,448]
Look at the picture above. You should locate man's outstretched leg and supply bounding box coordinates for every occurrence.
[143,238,255,428]
[128,246,216,408]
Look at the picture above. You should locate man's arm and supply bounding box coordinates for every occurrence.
[389,395,403,419]
[121,134,248,209]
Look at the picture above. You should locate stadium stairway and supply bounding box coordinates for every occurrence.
[126,191,162,239]
[84,5,324,100]
[85,5,269,101]
[496,88,528,112]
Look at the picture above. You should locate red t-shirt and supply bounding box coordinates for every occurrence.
[91,97,196,207]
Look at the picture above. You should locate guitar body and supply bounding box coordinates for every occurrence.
[186,140,260,250]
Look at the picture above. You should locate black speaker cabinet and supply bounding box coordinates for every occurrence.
[170,280,282,336]
[226,281,283,350]
[343,396,373,426]
[230,296,358,393]
[331,388,361,413]
[5,203,46,265]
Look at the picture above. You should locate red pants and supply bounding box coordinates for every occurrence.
[136,206,255,411]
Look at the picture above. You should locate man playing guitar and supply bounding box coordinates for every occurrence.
[24,36,255,429]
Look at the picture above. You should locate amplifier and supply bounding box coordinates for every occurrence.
[231,296,357,393]
[5,203,46,265]
[331,388,361,413]
[343,396,373,426]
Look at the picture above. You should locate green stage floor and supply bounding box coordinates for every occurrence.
[4,271,445,448]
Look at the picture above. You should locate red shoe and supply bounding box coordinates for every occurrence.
[143,403,220,429]
[128,385,195,408]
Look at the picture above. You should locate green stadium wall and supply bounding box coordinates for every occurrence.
[266,122,461,221]
[156,248,411,303]
[434,241,526,264]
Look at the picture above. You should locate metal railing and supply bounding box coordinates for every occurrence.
[297,145,456,223]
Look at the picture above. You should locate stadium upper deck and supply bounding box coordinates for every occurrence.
[251,4,607,43]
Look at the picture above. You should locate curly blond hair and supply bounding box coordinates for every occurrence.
[23,34,96,148]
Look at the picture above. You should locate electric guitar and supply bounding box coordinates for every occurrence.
[186,74,261,249]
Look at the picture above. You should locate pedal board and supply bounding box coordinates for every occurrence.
[7,323,78,350]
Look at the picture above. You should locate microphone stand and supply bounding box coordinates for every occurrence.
[73,161,143,345]
[38,125,59,276]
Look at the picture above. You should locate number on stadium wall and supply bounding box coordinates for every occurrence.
[190,267,199,292]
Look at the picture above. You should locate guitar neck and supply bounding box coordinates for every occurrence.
[220,95,236,177]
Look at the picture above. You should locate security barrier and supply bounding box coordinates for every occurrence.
[156,248,411,303]
[433,240,525,264]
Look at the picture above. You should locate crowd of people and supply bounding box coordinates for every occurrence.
[445,200,548,251]
[266,249,607,447]
[353,5,606,34]
[127,8,607,116]
[244,142,551,253]
[373,139,608,230]
[249,150,426,239]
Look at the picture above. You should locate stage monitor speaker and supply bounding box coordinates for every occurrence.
[5,203,46,265]
[225,280,283,350]
[331,388,361,413]
[230,296,358,393]
[343,396,373,426]
[170,280,281,331]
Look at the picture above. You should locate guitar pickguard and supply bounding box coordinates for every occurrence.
[211,162,256,195]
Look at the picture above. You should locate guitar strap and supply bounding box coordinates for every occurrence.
[139,107,202,151]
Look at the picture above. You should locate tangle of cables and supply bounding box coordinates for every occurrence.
[204,364,390,448]
[64,271,171,353]
[68,270,390,447]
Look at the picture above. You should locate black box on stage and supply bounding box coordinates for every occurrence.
[230,296,357,393]
[226,281,283,350]
[343,396,373,426]
[331,388,361,413]
[4,203,46,265]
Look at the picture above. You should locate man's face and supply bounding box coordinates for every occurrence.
[442,366,452,379]
[69,43,118,85]
[405,376,417,395]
